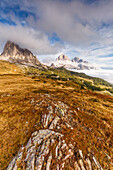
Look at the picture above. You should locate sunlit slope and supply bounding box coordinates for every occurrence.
[0,60,113,94]
[0,60,22,74]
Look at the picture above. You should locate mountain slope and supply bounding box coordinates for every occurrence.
[0,60,22,74]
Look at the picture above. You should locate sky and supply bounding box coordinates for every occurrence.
[0,0,113,82]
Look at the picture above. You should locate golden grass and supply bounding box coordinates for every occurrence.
[0,60,22,74]
[0,73,113,169]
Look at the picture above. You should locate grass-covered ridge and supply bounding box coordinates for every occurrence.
[0,59,113,90]
[23,65,113,94]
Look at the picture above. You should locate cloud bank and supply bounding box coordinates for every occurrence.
[0,23,59,55]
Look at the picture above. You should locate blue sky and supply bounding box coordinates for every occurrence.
[0,0,113,70]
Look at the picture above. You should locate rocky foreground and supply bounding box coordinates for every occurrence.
[7,94,105,170]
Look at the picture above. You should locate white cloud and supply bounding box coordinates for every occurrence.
[0,23,59,55]
[21,0,113,46]
[2,0,113,47]
[32,0,97,46]
[98,57,113,61]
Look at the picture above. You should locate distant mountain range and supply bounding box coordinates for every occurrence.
[51,54,96,70]
[0,41,95,71]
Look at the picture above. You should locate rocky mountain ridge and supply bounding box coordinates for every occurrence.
[57,55,88,64]
[0,42,95,70]
[72,57,88,64]
[51,54,96,70]
[0,41,40,66]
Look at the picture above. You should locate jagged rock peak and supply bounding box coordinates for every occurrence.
[72,57,80,62]
[72,57,88,64]
[56,54,71,62]
[0,41,40,65]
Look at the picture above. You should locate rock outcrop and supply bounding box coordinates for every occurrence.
[0,41,40,66]
[7,94,103,170]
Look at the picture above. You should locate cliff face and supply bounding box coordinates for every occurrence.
[0,41,40,65]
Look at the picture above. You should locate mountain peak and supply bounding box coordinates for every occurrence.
[0,41,40,65]
[72,57,79,62]
[56,54,71,62]
[72,57,88,64]
[51,55,95,70]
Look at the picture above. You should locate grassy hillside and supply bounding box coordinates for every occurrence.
[0,60,113,169]
[0,60,113,92]
[0,60,22,74]
[24,65,113,95]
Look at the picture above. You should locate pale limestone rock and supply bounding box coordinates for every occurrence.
[85,158,92,170]
[78,159,86,170]
[74,161,81,170]
[7,95,103,170]
[46,153,52,170]
[7,157,16,170]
